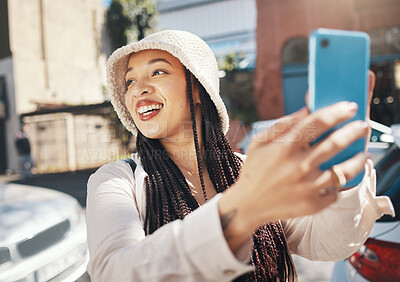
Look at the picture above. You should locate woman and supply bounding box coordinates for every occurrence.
[86,30,394,281]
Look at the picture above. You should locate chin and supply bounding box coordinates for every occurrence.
[137,123,167,139]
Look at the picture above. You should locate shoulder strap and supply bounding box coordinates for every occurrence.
[124,158,137,175]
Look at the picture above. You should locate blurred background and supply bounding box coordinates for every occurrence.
[0,0,399,174]
[0,1,399,281]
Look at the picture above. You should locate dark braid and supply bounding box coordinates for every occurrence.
[137,68,294,281]
[185,70,208,202]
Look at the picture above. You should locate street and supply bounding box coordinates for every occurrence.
[10,169,96,208]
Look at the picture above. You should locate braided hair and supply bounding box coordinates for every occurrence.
[136,68,294,281]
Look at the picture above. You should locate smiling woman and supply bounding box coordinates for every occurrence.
[86,30,395,282]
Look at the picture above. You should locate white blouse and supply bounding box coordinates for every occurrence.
[86,154,394,282]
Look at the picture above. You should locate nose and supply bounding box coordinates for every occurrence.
[134,82,153,97]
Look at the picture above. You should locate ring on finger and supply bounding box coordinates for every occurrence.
[319,165,347,196]
[331,165,347,191]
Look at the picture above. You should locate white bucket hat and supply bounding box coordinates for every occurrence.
[106,29,229,136]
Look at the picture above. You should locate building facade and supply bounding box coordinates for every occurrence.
[0,0,108,173]
[21,102,123,173]
[256,0,400,126]
[158,0,257,61]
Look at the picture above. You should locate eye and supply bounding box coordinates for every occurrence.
[153,70,166,76]
[126,79,136,88]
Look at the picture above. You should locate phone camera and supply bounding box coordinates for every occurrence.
[321,39,329,48]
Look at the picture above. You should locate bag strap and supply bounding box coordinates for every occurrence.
[124,158,137,175]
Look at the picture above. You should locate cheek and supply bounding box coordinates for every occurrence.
[172,85,190,110]
[124,92,133,111]
[124,94,143,132]
[124,92,137,119]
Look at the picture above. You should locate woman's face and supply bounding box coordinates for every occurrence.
[125,50,197,140]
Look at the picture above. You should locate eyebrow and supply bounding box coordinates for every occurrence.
[125,58,173,76]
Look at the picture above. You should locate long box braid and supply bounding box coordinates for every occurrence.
[136,68,294,281]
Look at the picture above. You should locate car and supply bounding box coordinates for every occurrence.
[0,183,88,282]
[368,120,394,164]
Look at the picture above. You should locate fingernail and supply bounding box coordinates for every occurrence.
[361,121,369,129]
[348,102,358,112]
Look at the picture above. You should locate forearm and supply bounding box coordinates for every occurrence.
[218,182,275,254]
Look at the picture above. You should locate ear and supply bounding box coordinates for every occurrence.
[191,75,201,104]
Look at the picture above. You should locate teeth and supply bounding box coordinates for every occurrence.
[138,104,162,115]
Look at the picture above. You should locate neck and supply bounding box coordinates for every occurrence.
[160,105,204,174]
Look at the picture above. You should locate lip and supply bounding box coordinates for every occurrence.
[136,99,164,121]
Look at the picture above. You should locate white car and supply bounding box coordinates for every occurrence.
[0,183,88,282]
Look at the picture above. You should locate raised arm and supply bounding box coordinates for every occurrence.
[219,101,370,253]
[218,72,386,255]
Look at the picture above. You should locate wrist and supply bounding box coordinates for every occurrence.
[218,186,255,252]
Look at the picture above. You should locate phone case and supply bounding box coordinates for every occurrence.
[308,28,370,188]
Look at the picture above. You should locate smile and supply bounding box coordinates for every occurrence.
[136,100,164,121]
[138,104,163,115]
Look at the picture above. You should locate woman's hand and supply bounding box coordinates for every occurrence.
[219,71,376,252]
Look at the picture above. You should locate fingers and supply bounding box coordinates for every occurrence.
[288,170,339,215]
[306,120,369,166]
[332,152,368,187]
[286,153,367,216]
[305,91,309,108]
[304,152,368,195]
[318,153,367,194]
[249,107,308,147]
[284,151,366,216]
[282,101,358,148]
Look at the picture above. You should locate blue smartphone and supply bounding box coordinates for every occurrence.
[308,28,370,188]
